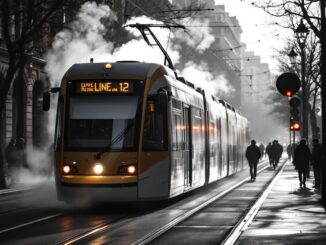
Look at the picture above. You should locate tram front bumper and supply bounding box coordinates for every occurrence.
[56,175,138,202]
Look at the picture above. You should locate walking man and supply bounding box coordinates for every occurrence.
[286,144,293,161]
[246,140,261,181]
[293,139,311,188]
[270,140,278,169]
[259,143,265,161]
[311,139,323,188]
[265,142,273,168]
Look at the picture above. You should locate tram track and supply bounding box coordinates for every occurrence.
[133,163,272,245]
[143,159,287,245]
[0,159,285,245]
[53,159,278,245]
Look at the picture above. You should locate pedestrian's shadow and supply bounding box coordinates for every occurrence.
[292,186,315,197]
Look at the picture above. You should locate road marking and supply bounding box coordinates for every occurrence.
[0,213,62,234]
[0,188,32,196]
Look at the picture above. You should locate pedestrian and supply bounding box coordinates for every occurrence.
[275,140,283,167]
[259,143,265,161]
[270,140,278,169]
[286,144,293,161]
[311,139,323,188]
[245,140,261,181]
[16,138,27,168]
[265,142,273,168]
[293,139,311,188]
[5,139,18,184]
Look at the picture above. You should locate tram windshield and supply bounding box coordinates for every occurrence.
[66,95,140,151]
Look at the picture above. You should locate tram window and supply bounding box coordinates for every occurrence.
[66,95,139,150]
[143,96,167,151]
[171,112,183,151]
[54,95,63,151]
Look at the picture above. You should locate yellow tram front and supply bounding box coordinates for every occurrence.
[51,62,170,202]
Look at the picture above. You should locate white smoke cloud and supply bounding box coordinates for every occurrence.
[45,3,220,89]
[179,61,234,96]
[174,18,215,53]
[45,2,115,86]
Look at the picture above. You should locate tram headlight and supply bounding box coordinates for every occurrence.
[62,165,71,174]
[118,164,137,175]
[127,165,136,174]
[93,163,104,175]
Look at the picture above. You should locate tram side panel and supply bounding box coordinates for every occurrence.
[138,76,171,200]
[207,107,218,183]
[206,99,225,183]
[226,108,237,175]
[170,98,186,195]
[220,105,228,177]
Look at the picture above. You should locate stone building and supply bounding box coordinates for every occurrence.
[172,0,243,107]
[241,50,271,105]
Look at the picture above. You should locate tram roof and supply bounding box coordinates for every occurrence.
[64,61,166,79]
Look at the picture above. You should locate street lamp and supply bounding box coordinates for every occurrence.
[295,19,309,48]
[294,19,309,140]
[288,47,298,66]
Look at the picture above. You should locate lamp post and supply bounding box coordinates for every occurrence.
[288,47,298,145]
[294,19,309,141]
[288,47,298,66]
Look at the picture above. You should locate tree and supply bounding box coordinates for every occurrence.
[0,0,67,188]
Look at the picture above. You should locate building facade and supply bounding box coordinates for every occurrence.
[172,0,243,107]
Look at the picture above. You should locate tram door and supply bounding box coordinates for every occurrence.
[183,105,192,188]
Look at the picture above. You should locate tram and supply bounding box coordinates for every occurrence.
[43,61,250,202]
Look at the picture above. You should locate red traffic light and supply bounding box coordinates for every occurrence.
[276,72,301,97]
[291,121,301,131]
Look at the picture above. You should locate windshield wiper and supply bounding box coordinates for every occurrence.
[95,120,135,159]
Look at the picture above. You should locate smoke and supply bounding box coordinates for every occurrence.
[45,2,115,86]
[45,2,227,92]
[174,18,215,53]
[22,2,235,186]
[179,61,234,96]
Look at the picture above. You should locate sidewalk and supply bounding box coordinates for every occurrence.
[236,161,326,245]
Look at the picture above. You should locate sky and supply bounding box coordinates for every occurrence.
[215,0,293,72]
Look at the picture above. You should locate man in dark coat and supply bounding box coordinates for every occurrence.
[259,143,265,161]
[275,140,283,167]
[286,144,293,161]
[270,140,278,169]
[293,139,311,188]
[265,142,272,168]
[246,140,261,181]
[311,139,323,188]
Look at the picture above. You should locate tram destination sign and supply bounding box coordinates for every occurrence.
[75,81,134,94]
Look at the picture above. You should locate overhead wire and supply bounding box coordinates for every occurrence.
[125,0,276,95]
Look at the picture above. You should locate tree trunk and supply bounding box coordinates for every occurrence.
[0,105,7,189]
[308,103,319,139]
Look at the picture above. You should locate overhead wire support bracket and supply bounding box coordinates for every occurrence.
[126,23,185,71]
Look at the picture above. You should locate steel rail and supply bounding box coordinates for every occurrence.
[221,160,288,245]
[132,160,272,245]
[60,216,133,245]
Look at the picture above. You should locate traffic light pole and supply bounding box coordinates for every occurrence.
[293,130,295,146]
[289,118,292,146]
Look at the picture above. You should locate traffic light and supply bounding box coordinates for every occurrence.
[291,121,301,131]
[289,96,301,121]
[276,72,301,97]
